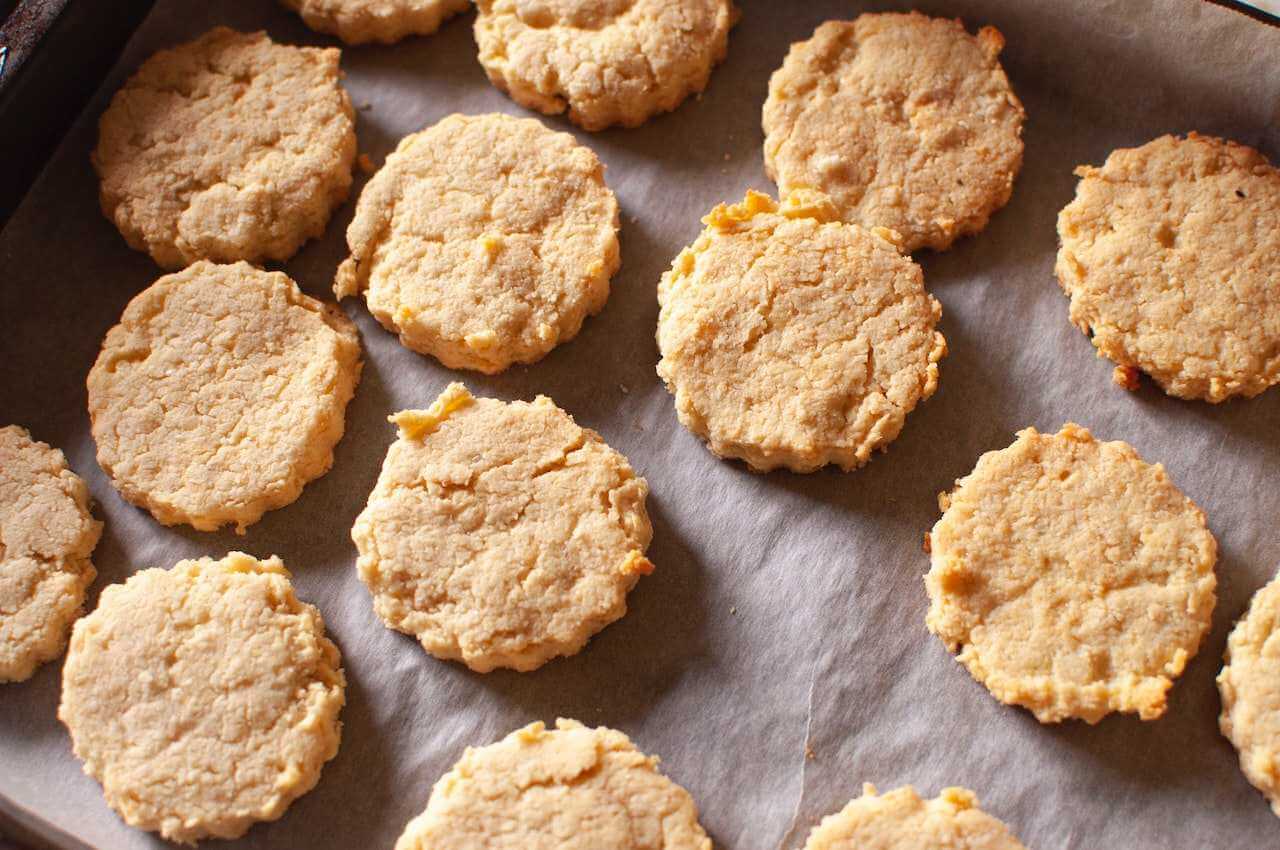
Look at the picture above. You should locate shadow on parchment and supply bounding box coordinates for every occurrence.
[472,497,711,727]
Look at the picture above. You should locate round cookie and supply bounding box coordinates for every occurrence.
[803,785,1027,850]
[925,423,1218,724]
[0,427,101,683]
[656,189,946,473]
[94,27,356,269]
[1055,133,1280,401]
[473,0,737,131]
[1219,572,1280,817]
[352,383,653,672]
[395,719,711,850]
[282,0,469,44]
[762,12,1025,252]
[59,553,344,844]
[334,113,619,373]
[88,261,362,533]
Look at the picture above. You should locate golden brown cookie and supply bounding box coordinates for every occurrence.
[94,27,356,269]
[926,423,1217,723]
[763,12,1024,252]
[1219,572,1280,817]
[1056,133,1280,401]
[802,785,1027,850]
[282,0,469,44]
[656,190,945,473]
[334,113,619,373]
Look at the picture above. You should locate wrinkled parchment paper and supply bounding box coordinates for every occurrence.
[2,1,1279,847]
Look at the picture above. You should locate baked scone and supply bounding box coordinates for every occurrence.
[803,785,1027,850]
[395,719,711,850]
[1219,572,1280,817]
[94,27,356,269]
[762,12,1025,252]
[473,0,736,131]
[334,113,619,373]
[87,261,362,533]
[352,383,653,672]
[656,190,946,473]
[0,426,101,683]
[58,553,345,844]
[926,423,1218,723]
[1056,133,1280,401]
[282,0,469,44]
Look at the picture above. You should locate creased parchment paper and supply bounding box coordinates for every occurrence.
[1,1,1278,848]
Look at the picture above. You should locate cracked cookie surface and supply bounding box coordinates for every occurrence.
[803,784,1026,850]
[762,12,1024,252]
[474,0,736,131]
[926,423,1217,724]
[1219,572,1280,818]
[282,0,469,44]
[335,113,618,373]
[353,384,653,672]
[395,718,711,850]
[58,552,345,845]
[656,189,946,473]
[87,261,362,533]
[94,27,356,269]
[1056,133,1280,401]
[0,426,101,683]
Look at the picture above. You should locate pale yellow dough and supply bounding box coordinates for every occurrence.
[926,423,1217,724]
[87,261,362,533]
[1219,573,1280,817]
[353,383,653,672]
[0,427,101,683]
[335,113,619,373]
[58,553,345,845]
[656,190,946,473]
[395,719,711,850]
[1056,133,1280,401]
[282,0,469,44]
[474,0,737,131]
[803,784,1027,850]
[762,12,1024,252]
[94,27,356,269]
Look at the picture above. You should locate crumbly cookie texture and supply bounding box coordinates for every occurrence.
[58,553,345,845]
[282,0,469,44]
[334,113,619,373]
[395,719,711,850]
[353,383,653,672]
[763,12,1024,252]
[474,0,736,131]
[1056,133,1280,402]
[94,27,356,269]
[0,427,101,683]
[656,189,946,473]
[1219,573,1280,818]
[926,423,1217,724]
[803,784,1027,850]
[87,261,362,533]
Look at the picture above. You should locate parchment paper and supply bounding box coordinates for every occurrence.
[1,1,1278,848]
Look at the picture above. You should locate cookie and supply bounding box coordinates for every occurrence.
[1055,133,1280,401]
[1219,572,1280,817]
[0,427,101,683]
[282,0,469,44]
[473,0,736,131]
[803,784,1027,850]
[352,383,653,672]
[925,423,1217,724]
[334,113,619,373]
[656,189,946,473]
[762,12,1025,252]
[87,261,362,533]
[94,27,356,269]
[395,719,711,850]
[58,552,345,844]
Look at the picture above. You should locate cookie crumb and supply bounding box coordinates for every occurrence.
[1113,365,1141,391]
[619,383,629,394]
